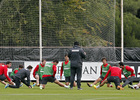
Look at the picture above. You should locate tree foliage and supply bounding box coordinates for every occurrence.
[115,0,140,47]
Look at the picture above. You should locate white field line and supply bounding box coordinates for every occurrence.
[0,94,127,96]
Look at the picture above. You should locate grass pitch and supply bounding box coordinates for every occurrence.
[0,82,140,100]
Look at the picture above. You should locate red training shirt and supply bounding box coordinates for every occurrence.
[0,65,11,81]
[103,67,122,81]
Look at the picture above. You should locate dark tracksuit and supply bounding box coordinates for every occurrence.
[68,45,86,88]
[9,68,31,88]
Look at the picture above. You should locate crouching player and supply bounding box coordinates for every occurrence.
[10,65,23,82]
[0,61,15,87]
[87,57,112,87]
[40,60,69,89]
[119,62,135,88]
[33,59,46,87]
[5,65,33,88]
[94,65,124,90]
[60,54,76,86]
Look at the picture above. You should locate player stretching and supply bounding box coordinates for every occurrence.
[119,62,135,88]
[60,54,76,86]
[5,65,33,88]
[87,57,112,87]
[0,61,14,87]
[40,60,69,89]
[10,65,23,82]
[33,59,46,86]
[94,65,124,90]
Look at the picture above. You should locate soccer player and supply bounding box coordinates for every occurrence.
[40,60,69,89]
[60,54,76,86]
[5,65,33,88]
[0,61,14,86]
[119,62,135,88]
[33,59,46,86]
[94,65,124,90]
[10,65,24,82]
[68,42,86,90]
[87,57,112,88]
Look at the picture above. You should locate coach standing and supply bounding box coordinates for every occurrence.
[68,42,86,90]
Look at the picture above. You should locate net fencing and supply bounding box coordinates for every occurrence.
[0,0,116,61]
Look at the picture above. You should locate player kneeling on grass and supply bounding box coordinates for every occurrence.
[87,57,113,88]
[60,54,76,86]
[94,65,124,90]
[40,60,69,89]
[5,65,33,88]
[33,59,46,87]
[119,62,135,88]
[10,65,24,86]
[0,61,14,86]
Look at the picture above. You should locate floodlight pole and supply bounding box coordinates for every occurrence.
[39,0,42,61]
[121,0,124,62]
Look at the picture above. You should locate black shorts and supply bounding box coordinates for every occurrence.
[11,76,15,80]
[107,76,120,88]
[65,76,70,82]
[42,76,56,85]
[99,76,104,80]
[0,75,6,81]
[99,75,111,84]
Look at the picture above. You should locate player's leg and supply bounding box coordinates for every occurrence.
[113,77,124,90]
[0,80,7,85]
[65,76,70,86]
[87,76,103,87]
[8,77,20,88]
[122,76,134,88]
[73,81,77,87]
[70,67,76,89]
[53,78,69,88]
[93,79,108,89]
[35,74,40,85]
[96,76,113,89]
[76,67,82,89]
[40,77,47,89]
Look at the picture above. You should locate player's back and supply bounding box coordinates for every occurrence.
[0,65,6,75]
[110,67,121,79]
[15,68,29,79]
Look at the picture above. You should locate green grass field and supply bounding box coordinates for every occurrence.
[0,82,140,100]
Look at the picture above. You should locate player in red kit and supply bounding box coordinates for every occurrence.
[60,54,76,86]
[94,65,124,90]
[119,62,135,88]
[0,61,14,87]
[33,59,46,87]
[40,60,70,89]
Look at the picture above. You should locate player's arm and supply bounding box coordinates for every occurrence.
[68,49,72,58]
[109,65,112,69]
[52,65,57,77]
[60,63,63,79]
[14,70,18,74]
[4,66,11,82]
[102,69,111,81]
[33,65,39,78]
[80,49,86,59]
[125,66,135,77]
[22,71,30,87]
[119,69,122,80]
